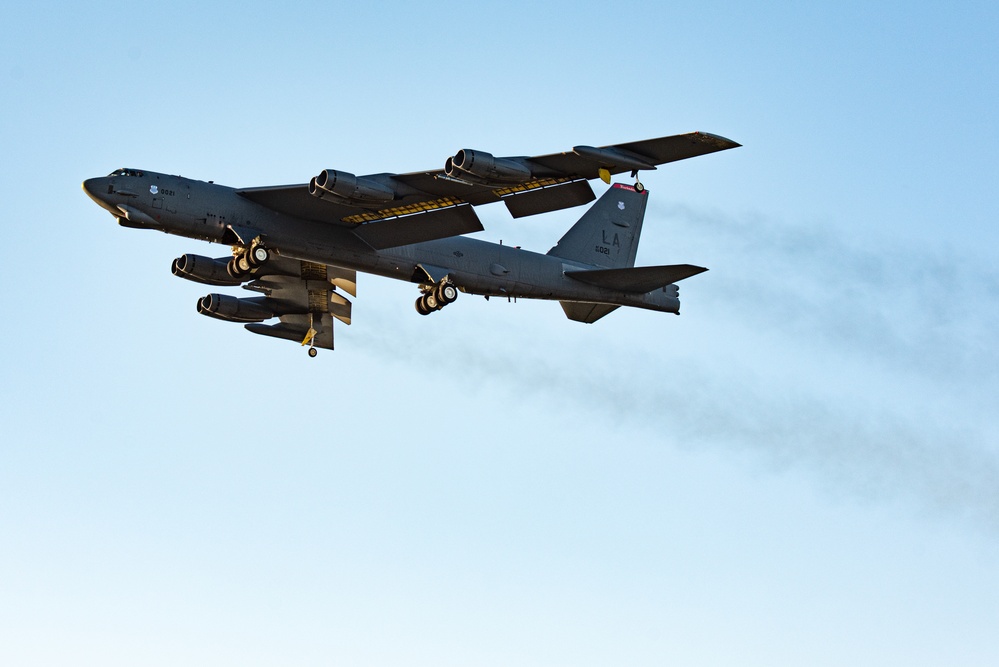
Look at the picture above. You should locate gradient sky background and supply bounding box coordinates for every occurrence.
[2,2,998,665]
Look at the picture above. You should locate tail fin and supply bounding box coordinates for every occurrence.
[547,183,648,268]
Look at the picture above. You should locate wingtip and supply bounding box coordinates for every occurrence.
[688,264,709,277]
[695,131,742,149]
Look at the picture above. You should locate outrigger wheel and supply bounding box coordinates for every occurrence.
[631,169,645,192]
[308,347,318,358]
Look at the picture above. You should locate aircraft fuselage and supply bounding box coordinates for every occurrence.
[83,169,681,313]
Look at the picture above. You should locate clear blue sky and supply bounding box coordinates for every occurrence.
[2,2,997,665]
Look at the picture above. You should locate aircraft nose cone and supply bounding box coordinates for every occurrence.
[83,176,125,218]
[82,177,118,214]
[82,178,102,202]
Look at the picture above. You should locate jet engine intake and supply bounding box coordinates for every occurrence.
[172,254,243,286]
[309,169,395,204]
[445,149,533,185]
[197,294,275,323]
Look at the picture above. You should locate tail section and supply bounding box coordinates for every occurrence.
[547,183,648,269]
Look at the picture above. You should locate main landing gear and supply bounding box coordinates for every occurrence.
[226,241,269,279]
[415,280,458,315]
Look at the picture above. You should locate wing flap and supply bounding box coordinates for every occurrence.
[327,266,357,296]
[352,203,482,249]
[238,183,484,246]
[565,264,708,293]
[500,179,596,218]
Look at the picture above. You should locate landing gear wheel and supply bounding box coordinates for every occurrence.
[424,293,439,310]
[308,347,318,358]
[634,181,645,193]
[249,246,269,266]
[437,282,458,304]
[227,257,248,279]
[415,295,432,315]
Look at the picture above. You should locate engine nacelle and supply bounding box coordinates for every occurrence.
[309,169,395,203]
[197,294,275,323]
[172,254,242,286]
[445,149,533,184]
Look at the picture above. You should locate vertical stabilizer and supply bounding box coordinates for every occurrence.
[546,183,648,269]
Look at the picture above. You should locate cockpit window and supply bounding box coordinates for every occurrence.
[108,168,144,177]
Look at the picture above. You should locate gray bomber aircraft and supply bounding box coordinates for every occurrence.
[82,131,739,356]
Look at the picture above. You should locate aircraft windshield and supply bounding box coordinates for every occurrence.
[108,168,144,177]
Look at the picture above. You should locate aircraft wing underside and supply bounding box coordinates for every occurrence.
[178,253,355,353]
[235,131,739,248]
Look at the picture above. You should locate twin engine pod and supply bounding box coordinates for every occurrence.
[171,254,242,286]
[196,294,275,323]
[307,150,541,204]
[308,169,395,204]
[444,149,534,185]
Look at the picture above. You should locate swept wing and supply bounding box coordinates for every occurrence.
[236,132,739,248]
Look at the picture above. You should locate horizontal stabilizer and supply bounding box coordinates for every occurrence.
[565,264,707,293]
[560,301,620,323]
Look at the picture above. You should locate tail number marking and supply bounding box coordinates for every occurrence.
[596,229,620,255]
[601,230,621,247]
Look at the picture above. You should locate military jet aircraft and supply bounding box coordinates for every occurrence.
[82,132,739,356]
